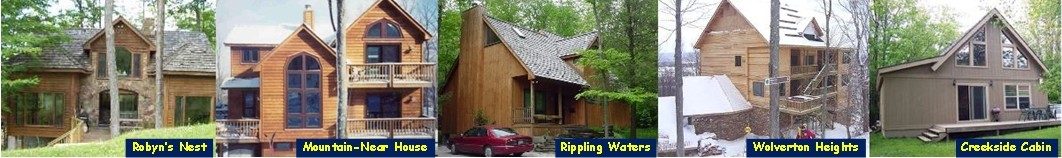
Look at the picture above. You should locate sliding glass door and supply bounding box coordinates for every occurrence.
[957,85,987,121]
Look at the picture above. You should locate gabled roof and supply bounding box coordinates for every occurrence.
[349,0,433,40]
[224,25,296,46]
[695,0,831,48]
[82,16,156,50]
[6,26,214,74]
[483,16,595,85]
[878,9,1048,74]
[255,24,339,70]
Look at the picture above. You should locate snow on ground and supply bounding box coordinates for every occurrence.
[824,122,869,139]
[681,75,751,115]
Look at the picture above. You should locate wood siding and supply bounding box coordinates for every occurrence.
[162,76,216,127]
[879,19,1049,137]
[5,72,81,138]
[258,28,339,144]
[230,46,273,78]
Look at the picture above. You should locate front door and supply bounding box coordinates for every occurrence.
[958,85,987,121]
[366,45,402,81]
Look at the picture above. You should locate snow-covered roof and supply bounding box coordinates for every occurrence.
[224,25,298,46]
[682,75,751,115]
[220,77,260,89]
[727,0,826,47]
[657,96,701,146]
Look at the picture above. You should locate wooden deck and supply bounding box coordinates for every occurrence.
[936,119,1060,134]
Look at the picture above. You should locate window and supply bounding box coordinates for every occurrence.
[96,47,140,78]
[490,128,519,138]
[779,83,787,96]
[366,20,401,38]
[366,45,401,63]
[790,49,801,66]
[958,27,987,66]
[842,51,851,64]
[753,82,765,97]
[174,96,212,126]
[734,56,742,66]
[286,55,322,128]
[118,93,138,119]
[484,23,500,46]
[956,44,971,66]
[804,55,815,65]
[1001,31,1028,69]
[243,91,257,118]
[790,80,802,96]
[366,93,401,118]
[273,142,293,151]
[524,90,548,114]
[973,44,986,66]
[241,48,259,63]
[1005,85,1031,109]
[957,85,987,121]
[14,93,64,127]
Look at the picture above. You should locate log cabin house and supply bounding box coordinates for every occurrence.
[877,9,1057,141]
[693,0,852,136]
[439,4,632,141]
[4,17,216,149]
[215,0,434,156]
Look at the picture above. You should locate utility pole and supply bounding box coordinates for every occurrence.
[673,0,685,156]
[154,0,166,129]
[768,0,781,138]
[336,0,348,138]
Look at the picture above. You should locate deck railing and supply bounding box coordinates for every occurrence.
[347,118,435,138]
[216,119,260,139]
[348,63,435,88]
[790,64,838,76]
[513,108,533,124]
[47,117,85,146]
[783,91,838,114]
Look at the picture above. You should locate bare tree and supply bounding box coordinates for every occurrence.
[154,0,166,129]
[658,0,712,155]
[105,0,120,137]
[336,0,348,138]
[837,0,871,133]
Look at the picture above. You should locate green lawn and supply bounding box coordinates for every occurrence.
[870,126,1060,157]
[4,123,215,157]
[614,128,658,139]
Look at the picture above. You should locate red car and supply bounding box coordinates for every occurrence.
[448,126,533,157]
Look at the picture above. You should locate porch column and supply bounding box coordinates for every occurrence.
[557,88,562,125]
[529,80,535,124]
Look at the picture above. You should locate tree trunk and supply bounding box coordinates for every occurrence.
[336,0,348,138]
[105,0,120,137]
[768,0,781,138]
[624,0,637,140]
[673,0,685,155]
[155,0,166,129]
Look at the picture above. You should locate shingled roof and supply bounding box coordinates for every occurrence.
[484,16,596,85]
[6,28,215,74]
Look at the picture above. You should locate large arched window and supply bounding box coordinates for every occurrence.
[366,20,401,38]
[286,54,322,128]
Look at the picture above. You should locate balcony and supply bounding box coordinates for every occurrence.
[348,63,435,88]
[216,119,260,142]
[790,64,838,77]
[347,118,435,139]
[782,86,838,115]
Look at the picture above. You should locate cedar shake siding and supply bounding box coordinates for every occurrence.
[877,9,1050,137]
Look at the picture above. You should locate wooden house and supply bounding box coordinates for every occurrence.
[877,9,1056,140]
[4,17,216,149]
[216,0,434,156]
[439,4,632,139]
[693,0,852,134]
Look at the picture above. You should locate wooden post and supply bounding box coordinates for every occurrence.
[529,80,535,124]
[557,88,562,125]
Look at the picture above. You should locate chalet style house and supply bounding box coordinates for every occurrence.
[4,17,216,149]
[693,0,852,136]
[877,9,1056,141]
[215,0,434,156]
[440,4,632,141]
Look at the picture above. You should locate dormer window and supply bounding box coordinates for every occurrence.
[241,47,259,63]
[366,20,401,38]
[96,47,140,79]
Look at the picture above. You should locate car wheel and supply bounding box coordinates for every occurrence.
[449,143,459,154]
[513,152,524,157]
[483,146,493,157]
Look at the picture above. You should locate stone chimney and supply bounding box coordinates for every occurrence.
[142,17,155,37]
[303,4,314,29]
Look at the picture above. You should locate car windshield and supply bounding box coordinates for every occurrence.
[491,128,519,137]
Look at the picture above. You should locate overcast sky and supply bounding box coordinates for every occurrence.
[657,0,1031,55]
[215,0,437,78]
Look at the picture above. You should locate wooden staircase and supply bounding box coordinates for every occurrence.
[917,126,947,142]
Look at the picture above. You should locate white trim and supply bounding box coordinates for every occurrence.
[1002,83,1033,111]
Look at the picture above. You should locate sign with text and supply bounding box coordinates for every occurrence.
[295,139,434,157]
[955,139,1059,157]
[746,139,865,157]
[555,138,655,157]
[125,139,213,157]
